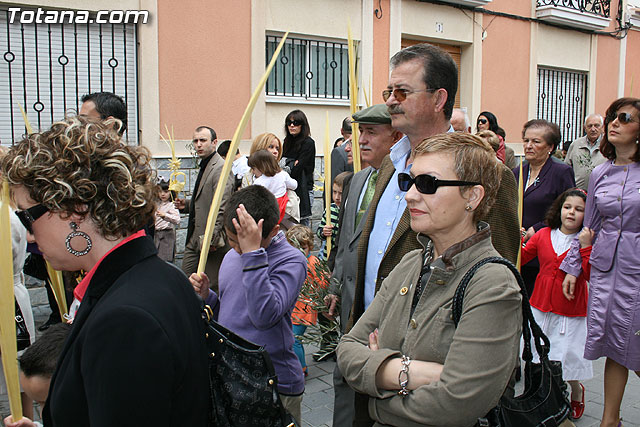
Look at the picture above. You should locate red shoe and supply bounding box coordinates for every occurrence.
[570,383,585,420]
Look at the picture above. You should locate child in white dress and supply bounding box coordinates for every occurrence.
[248,149,297,223]
[521,188,593,420]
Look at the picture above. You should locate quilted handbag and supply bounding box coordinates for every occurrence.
[452,257,571,427]
[202,304,295,427]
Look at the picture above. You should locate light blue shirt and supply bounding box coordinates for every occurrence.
[363,127,454,309]
[363,135,412,309]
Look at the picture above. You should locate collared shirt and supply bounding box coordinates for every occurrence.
[363,135,412,309]
[565,134,606,191]
[363,126,453,309]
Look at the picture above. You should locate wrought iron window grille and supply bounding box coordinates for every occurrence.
[537,67,588,145]
[265,35,353,100]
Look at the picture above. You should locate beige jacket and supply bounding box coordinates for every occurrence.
[337,224,522,427]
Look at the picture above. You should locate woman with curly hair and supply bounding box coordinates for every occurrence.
[1,116,209,427]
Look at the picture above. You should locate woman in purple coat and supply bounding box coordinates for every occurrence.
[561,98,640,427]
[513,119,575,295]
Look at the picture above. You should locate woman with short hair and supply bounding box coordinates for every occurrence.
[337,132,522,426]
[514,119,575,295]
[1,116,209,426]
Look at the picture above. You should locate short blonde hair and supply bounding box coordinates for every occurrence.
[1,116,156,238]
[286,225,314,251]
[250,132,282,161]
[412,132,501,222]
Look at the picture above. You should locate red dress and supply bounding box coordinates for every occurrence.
[521,227,591,317]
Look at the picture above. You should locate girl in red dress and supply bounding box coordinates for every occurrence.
[521,188,594,420]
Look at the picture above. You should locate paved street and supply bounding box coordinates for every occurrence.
[1,306,638,426]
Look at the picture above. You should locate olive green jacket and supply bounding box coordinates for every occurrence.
[337,224,522,427]
[348,156,521,332]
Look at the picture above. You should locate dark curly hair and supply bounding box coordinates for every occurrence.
[1,116,156,239]
[544,188,587,230]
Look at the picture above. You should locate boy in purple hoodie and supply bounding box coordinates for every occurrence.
[189,185,307,425]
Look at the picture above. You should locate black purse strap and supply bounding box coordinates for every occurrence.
[451,256,551,363]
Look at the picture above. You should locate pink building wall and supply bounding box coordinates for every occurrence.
[157,0,252,141]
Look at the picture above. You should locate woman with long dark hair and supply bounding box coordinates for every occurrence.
[561,98,640,427]
[476,111,515,166]
[282,110,316,226]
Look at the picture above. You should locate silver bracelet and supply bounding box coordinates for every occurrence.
[398,355,411,396]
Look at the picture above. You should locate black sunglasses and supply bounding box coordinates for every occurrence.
[398,173,480,194]
[286,120,303,126]
[477,118,488,125]
[607,112,639,125]
[15,204,49,233]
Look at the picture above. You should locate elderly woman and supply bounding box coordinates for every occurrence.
[561,98,640,427]
[1,117,209,426]
[513,119,575,295]
[282,110,316,226]
[337,133,522,426]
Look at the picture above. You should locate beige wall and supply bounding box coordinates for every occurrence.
[537,26,591,71]
[264,0,362,40]
[401,1,473,43]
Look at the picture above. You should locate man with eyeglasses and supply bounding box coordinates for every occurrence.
[347,43,519,382]
[564,113,606,191]
[175,126,233,292]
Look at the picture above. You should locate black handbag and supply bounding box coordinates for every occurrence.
[16,299,31,351]
[201,304,295,427]
[452,257,571,427]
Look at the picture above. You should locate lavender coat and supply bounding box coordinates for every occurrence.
[561,160,640,370]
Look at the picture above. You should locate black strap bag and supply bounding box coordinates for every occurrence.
[201,304,295,427]
[452,257,571,427]
[16,299,31,352]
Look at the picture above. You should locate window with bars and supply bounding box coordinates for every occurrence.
[265,35,351,100]
[536,67,587,144]
[0,6,138,145]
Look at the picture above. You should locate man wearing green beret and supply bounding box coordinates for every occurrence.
[326,103,402,427]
